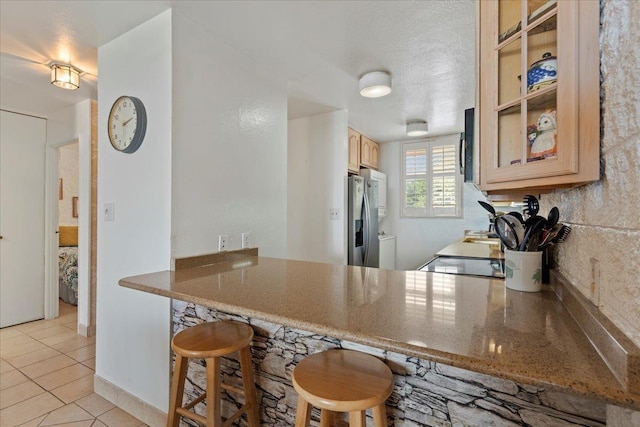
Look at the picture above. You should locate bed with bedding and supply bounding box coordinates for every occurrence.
[59,226,78,305]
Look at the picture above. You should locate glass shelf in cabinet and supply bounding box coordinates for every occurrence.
[497,100,522,116]
[526,85,557,111]
[497,83,557,113]
[527,0,557,27]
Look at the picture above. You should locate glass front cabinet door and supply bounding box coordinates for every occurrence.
[479,0,600,194]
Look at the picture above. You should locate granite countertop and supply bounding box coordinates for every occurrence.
[119,255,640,409]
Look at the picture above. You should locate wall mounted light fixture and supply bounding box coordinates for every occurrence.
[50,64,80,90]
[406,120,429,137]
[359,71,392,98]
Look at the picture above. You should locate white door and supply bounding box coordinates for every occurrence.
[0,110,47,327]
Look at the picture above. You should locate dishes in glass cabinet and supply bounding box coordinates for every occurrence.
[527,52,557,93]
[530,110,557,158]
[509,109,558,165]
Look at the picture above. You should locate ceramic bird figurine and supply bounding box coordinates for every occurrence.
[531,110,557,158]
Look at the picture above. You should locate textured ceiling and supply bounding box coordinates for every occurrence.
[0,0,475,142]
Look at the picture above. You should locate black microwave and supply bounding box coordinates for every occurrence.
[459,108,474,183]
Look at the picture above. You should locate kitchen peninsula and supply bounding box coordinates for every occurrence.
[120,251,640,426]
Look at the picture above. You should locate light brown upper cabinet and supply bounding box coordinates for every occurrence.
[348,128,361,174]
[360,135,380,170]
[478,0,599,194]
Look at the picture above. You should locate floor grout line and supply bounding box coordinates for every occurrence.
[1,301,147,427]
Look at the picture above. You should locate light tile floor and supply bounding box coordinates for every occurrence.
[0,301,147,427]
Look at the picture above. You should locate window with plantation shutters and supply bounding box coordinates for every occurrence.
[401,135,462,217]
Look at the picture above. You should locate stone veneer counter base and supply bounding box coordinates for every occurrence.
[119,255,640,413]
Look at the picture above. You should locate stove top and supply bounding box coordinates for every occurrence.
[418,256,505,279]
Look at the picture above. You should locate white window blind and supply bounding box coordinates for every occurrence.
[401,135,462,217]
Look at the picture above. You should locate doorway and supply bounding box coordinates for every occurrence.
[45,100,97,337]
[58,142,80,323]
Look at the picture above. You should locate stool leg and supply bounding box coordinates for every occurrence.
[294,396,312,427]
[372,403,387,427]
[320,409,334,427]
[349,410,366,427]
[167,354,188,427]
[206,357,222,427]
[239,346,260,427]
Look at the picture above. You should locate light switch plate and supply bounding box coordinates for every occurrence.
[104,203,115,221]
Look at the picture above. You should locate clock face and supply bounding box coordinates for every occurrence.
[108,96,147,153]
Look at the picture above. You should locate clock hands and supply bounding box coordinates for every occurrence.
[121,117,134,148]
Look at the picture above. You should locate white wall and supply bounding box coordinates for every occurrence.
[379,137,489,270]
[96,10,172,412]
[58,143,79,225]
[171,11,287,259]
[47,99,92,328]
[287,111,348,264]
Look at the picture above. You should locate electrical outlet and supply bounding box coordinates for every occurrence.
[590,258,601,305]
[329,208,341,220]
[242,233,250,248]
[242,233,250,249]
[218,235,228,251]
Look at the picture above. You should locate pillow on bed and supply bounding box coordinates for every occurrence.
[59,226,78,247]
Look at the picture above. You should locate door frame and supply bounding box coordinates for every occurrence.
[45,138,85,322]
[46,131,92,335]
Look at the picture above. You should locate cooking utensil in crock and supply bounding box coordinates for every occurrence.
[538,224,561,249]
[478,201,496,216]
[495,214,524,251]
[519,215,546,251]
[547,206,560,229]
[553,224,572,243]
[507,211,525,224]
[523,195,540,218]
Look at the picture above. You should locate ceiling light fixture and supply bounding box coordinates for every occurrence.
[50,64,80,90]
[406,120,429,137]
[359,71,392,98]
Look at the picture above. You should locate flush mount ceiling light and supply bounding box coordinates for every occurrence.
[359,71,392,98]
[406,120,429,137]
[50,64,80,90]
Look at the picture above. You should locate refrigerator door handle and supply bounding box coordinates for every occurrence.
[363,187,371,266]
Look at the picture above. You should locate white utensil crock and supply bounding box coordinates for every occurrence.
[504,250,543,292]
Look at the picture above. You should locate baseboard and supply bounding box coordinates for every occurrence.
[94,374,167,427]
[77,323,96,337]
[78,323,88,337]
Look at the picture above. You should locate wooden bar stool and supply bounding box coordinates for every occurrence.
[292,349,393,427]
[167,321,260,427]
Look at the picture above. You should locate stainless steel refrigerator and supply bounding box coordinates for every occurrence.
[348,176,379,267]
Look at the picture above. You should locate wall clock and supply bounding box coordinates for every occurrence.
[108,96,147,153]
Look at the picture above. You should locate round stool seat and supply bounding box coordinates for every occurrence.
[292,349,393,413]
[171,321,254,359]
